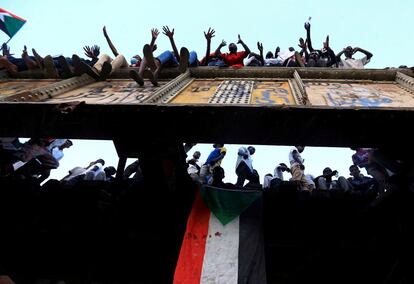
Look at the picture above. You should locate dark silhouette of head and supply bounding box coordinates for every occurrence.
[344,46,353,59]
[193,151,201,160]
[229,43,237,53]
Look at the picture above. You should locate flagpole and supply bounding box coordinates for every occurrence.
[0,37,12,52]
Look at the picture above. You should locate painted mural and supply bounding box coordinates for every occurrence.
[251,81,295,105]
[306,82,414,107]
[48,80,167,104]
[0,80,57,99]
[208,80,254,104]
[171,79,295,105]
[170,79,220,104]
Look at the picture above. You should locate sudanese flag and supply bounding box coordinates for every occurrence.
[174,186,267,284]
[0,8,26,38]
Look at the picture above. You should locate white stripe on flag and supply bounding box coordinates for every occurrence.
[200,214,240,284]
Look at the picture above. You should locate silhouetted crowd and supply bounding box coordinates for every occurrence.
[186,144,412,200]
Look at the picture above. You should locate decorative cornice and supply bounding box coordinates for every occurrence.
[3,74,94,102]
[396,72,414,94]
[144,71,193,103]
[289,71,310,105]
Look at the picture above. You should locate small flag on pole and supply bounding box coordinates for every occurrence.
[0,8,26,38]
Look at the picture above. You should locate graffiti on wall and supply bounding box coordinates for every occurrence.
[306,82,414,107]
[48,80,166,104]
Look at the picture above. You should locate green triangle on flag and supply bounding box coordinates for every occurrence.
[0,8,26,38]
[200,185,262,225]
[3,15,26,38]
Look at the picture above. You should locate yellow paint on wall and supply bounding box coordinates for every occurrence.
[0,80,56,98]
[306,82,414,107]
[251,81,295,105]
[48,80,167,104]
[170,80,221,104]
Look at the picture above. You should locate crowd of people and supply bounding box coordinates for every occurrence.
[0,135,407,199]
[3,20,412,87]
[0,138,123,185]
[186,144,408,198]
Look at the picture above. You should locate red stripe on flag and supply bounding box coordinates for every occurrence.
[0,8,26,22]
[174,190,211,284]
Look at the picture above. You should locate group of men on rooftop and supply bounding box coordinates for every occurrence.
[6,19,412,88]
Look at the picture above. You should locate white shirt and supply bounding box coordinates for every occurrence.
[289,147,304,166]
[263,175,273,189]
[235,147,253,172]
[338,56,370,69]
[187,159,201,175]
[273,166,285,180]
[264,57,283,66]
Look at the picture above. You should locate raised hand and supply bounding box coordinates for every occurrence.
[204,27,215,41]
[91,45,100,58]
[257,42,263,52]
[84,45,100,60]
[103,25,108,37]
[237,34,243,44]
[2,43,11,56]
[275,46,280,57]
[22,45,28,57]
[219,39,227,47]
[151,28,159,39]
[298,37,307,49]
[162,26,175,38]
[323,35,329,49]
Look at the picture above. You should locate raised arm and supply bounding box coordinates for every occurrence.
[83,45,100,61]
[323,35,338,67]
[149,28,159,49]
[2,43,12,56]
[257,42,264,66]
[215,40,226,58]
[336,48,346,61]
[237,34,250,57]
[353,47,373,60]
[304,22,314,52]
[162,26,180,61]
[204,27,215,66]
[103,26,119,57]
[298,38,309,61]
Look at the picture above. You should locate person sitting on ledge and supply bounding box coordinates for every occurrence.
[314,167,349,192]
[214,34,251,68]
[73,26,128,81]
[0,43,40,77]
[128,28,160,86]
[336,45,373,69]
[347,165,378,195]
[210,166,236,189]
[131,26,198,87]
